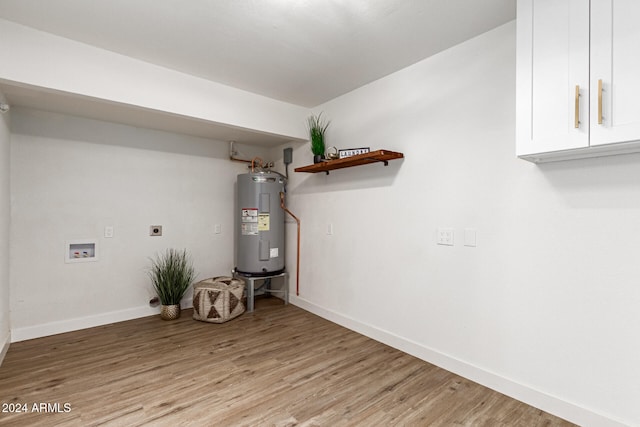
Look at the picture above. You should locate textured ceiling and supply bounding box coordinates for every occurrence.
[0,0,515,108]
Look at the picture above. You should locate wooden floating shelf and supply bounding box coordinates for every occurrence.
[294,149,404,175]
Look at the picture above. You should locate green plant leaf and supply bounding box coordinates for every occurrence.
[307,112,331,156]
[148,248,196,305]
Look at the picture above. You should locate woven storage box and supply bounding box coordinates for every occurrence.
[192,276,246,323]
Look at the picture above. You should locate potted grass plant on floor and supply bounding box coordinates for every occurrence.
[148,248,196,320]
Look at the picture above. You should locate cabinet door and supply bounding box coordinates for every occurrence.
[591,0,640,146]
[516,0,589,156]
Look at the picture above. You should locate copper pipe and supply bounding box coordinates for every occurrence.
[251,157,264,172]
[230,156,252,164]
[280,192,300,296]
[229,141,252,164]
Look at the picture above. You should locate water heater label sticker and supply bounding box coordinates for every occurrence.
[241,223,259,235]
[258,213,270,231]
[270,248,279,258]
[241,208,258,222]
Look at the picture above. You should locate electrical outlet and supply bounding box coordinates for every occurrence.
[327,223,334,235]
[437,228,454,246]
[104,226,114,238]
[150,225,163,236]
[214,224,222,234]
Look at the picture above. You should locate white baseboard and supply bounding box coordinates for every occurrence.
[289,295,628,427]
[0,331,9,366]
[11,299,195,343]
[10,305,161,342]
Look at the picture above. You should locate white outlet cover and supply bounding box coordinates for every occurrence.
[437,228,454,246]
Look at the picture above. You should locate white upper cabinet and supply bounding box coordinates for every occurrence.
[590,0,640,146]
[516,0,590,157]
[517,0,640,162]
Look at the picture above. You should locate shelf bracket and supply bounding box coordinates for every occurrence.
[364,157,389,166]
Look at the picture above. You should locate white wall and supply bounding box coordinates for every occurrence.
[286,22,638,427]
[9,108,267,341]
[0,92,10,364]
[0,18,308,141]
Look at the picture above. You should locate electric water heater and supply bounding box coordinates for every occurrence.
[235,171,286,276]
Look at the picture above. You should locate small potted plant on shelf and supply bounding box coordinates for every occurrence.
[307,112,331,163]
[148,248,196,320]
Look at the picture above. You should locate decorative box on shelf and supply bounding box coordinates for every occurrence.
[339,147,370,159]
[294,149,404,175]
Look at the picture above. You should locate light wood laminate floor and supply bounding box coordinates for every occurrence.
[0,298,575,426]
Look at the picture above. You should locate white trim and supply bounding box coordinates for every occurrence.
[11,305,159,342]
[289,295,629,427]
[11,299,195,342]
[0,332,10,366]
[518,139,640,163]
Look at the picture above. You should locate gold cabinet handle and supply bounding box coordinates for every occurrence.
[598,79,603,125]
[574,85,580,128]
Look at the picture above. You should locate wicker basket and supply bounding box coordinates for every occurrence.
[192,276,246,323]
[160,304,181,320]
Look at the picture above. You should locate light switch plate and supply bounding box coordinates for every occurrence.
[464,228,477,247]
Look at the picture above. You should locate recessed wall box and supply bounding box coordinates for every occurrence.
[65,240,98,263]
